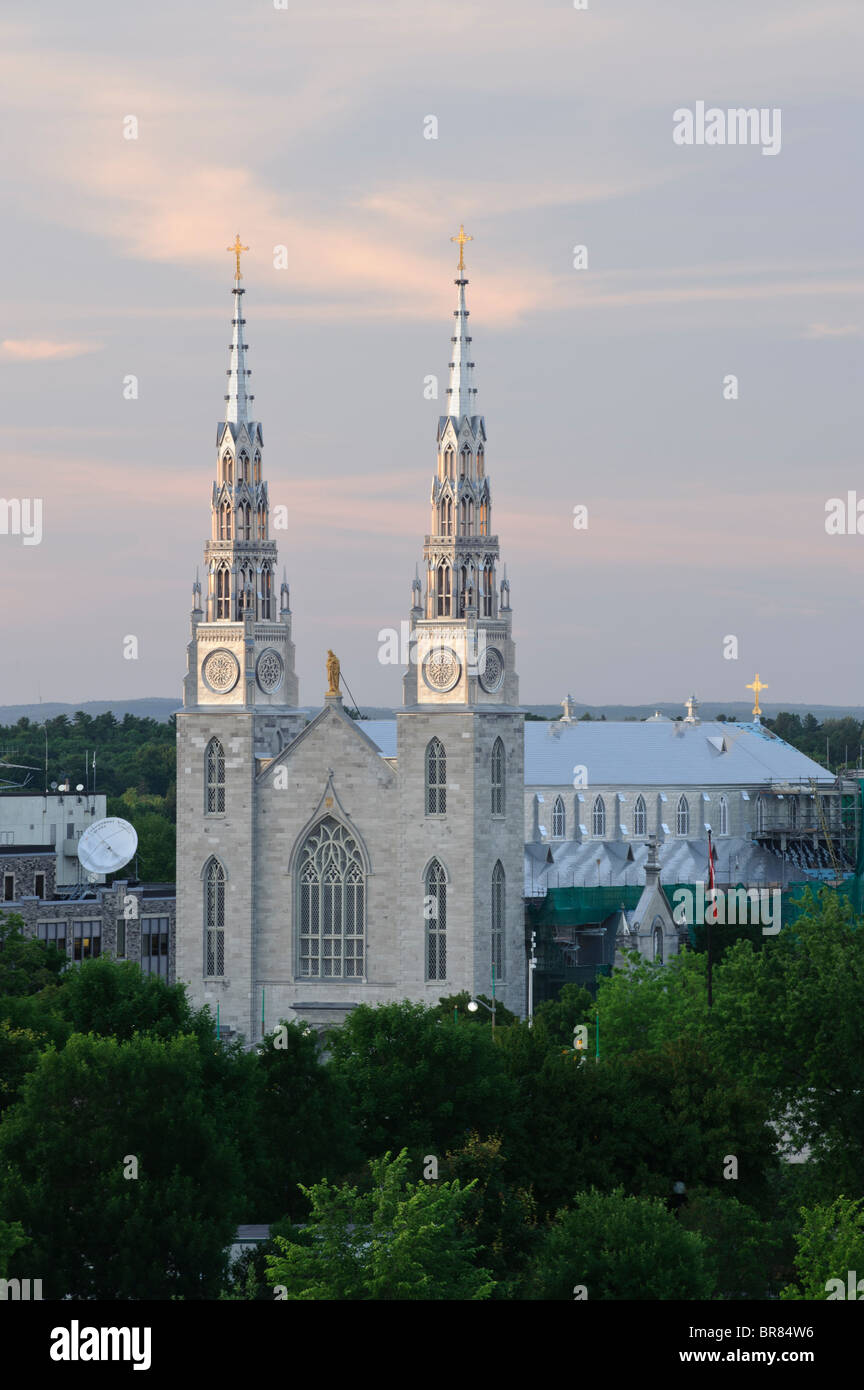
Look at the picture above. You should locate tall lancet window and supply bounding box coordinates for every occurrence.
[223,454,233,485]
[491,737,505,816]
[257,504,266,540]
[216,566,231,619]
[260,565,272,620]
[459,564,469,617]
[718,795,729,836]
[460,447,470,477]
[239,453,249,483]
[425,738,447,815]
[479,500,489,535]
[459,497,468,536]
[552,795,566,839]
[592,796,606,837]
[253,453,261,484]
[477,448,484,477]
[482,563,493,616]
[436,564,451,617]
[425,859,447,981]
[205,738,225,814]
[297,818,365,979]
[204,857,226,977]
[444,447,454,478]
[219,501,232,541]
[634,795,647,837]
[677,795,690,837]
[439,496,452,536]
[491,861,505,982]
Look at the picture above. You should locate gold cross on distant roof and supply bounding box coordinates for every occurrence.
[227,234,248,280]
[450,224,473,272]
[746,673,768,718]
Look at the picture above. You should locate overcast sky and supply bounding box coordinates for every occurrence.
[1,0,862,711]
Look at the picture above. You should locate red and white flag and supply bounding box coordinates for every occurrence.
[707,829,718,922]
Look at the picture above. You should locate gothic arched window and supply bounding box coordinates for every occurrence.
[460,447,470,477]
[436,564,451,617]
[297,817,365,978]
[756,795,766,833]
[439,496,452,536]
[223,454,233,485]
[426,738,447,816]
[634,794,647,837]
[257,505,266,541]
[260,565,272,620]
[482,563,493,616]
[592,796,606,837]
[676,795,690,837]
[718,795,729,836]
[216,565,231,619]
[425,859,447,981]
[552,795,565,839]
[205,738,225,814]
[204,857,225,977]
[444,447,454,478]
[459,497,468,536]
[477,448,484,477]
[491,737,505,817]
[239,453,249,484]
[253,453,261,484]
[653,919,664,964]
[492,860,505,982]
[219,500,232,541]
[479,500,489,535]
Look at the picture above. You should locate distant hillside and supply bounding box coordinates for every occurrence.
[2,698,864,725]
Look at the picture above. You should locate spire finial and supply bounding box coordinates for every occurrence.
[227,233,248,281]
[450,223,473,273]
[746,673,768,720]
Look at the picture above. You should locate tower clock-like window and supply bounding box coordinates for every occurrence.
[491,860,505,982]
[297,817,365,979]
[592,796,606,838]
[426,738,447,815]
[491,737,505,816]
[633,795,647,837]
[204,857,226,977]
[205,738,225,814]
[552,795,565,839]
[676,795,690,837]
[425,859,447,981]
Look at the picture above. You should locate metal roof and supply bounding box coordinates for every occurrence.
[360,718,833,788]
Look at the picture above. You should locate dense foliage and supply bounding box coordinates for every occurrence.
[1,878,863,1300]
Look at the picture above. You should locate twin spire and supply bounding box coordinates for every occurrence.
[446,224,478,421]
[225,234,252,426]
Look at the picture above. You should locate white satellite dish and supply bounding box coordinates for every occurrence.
[77,817,138,875]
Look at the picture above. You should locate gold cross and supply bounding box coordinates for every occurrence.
[227,234,249,280]
[746,673,768,717]
[450,224,473,272]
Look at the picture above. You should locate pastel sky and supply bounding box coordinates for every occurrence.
[1,0,862,710]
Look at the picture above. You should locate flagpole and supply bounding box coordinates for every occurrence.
[707,829,714,1009]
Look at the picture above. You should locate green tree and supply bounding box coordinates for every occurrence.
[779,1197,864,1300]
[0,913,67,997]
[531,981,596,1046]
[526,1187,713,1300]
[265,1150,494,1300]
[440,1132,538,1297]
[244,1021,361,1222]
[50,956,207,1044]
[327,1000,516,1159]
[677,1191,778,1299]
[0,1032,243,1299]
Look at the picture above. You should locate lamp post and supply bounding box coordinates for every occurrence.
[467,994,496,1030]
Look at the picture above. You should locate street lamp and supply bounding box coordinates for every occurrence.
[466,995,496,1030]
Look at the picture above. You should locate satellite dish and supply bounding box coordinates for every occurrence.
[77,817,138,875]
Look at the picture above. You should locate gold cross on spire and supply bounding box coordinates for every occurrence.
[746,673,768,718]
[450,224,473,273]
[227,234,249,281]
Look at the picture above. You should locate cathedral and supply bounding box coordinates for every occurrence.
[175,235,841,1041]
[175,234,525,1038]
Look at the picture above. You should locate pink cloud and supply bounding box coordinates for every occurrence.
[1,339,100,361]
